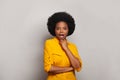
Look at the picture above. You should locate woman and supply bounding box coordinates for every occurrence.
[43,12,82,80]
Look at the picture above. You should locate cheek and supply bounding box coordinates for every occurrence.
[55,30,59,35]
[65,30,69,35]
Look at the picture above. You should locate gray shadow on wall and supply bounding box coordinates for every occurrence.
[38,33,53,80]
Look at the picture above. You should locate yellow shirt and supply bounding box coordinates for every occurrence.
[44,37,82,80]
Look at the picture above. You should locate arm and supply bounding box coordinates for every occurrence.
[59,39,81,69]
[48,65,73,74]
[64,48,80,69]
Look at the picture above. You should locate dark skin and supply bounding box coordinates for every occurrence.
[49,21,80,74]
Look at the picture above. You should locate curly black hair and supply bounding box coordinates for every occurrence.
[47,12,75,36]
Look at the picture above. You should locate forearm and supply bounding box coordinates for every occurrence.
[64,48,80,69]
[49,65,73,74]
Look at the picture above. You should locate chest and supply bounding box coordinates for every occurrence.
[51,43,72,66]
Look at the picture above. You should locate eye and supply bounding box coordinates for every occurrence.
[55,27,60,30]
[63,26,68,30]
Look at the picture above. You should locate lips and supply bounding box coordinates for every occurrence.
[58,34,65,37]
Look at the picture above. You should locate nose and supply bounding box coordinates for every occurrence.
[60,28,63,33]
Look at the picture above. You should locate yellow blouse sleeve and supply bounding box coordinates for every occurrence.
[43,40,53,72]
[71,44,83,72]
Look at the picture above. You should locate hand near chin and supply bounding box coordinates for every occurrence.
[59,38,68,50]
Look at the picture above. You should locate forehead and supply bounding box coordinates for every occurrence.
[56,21,68,27]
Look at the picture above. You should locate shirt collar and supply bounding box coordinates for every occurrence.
[53,37,59,43]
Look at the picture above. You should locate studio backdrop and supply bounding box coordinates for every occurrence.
[0,0,120,80]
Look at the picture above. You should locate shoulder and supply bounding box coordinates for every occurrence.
[44,37,57,50]
[44,37,55,45]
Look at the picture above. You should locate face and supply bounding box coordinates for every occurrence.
[55,21,69,40]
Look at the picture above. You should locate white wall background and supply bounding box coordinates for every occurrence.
[0,0,120,80]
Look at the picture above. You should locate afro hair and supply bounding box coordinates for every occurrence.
[47,12,75,36]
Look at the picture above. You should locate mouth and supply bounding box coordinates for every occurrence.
[58,34,65,38]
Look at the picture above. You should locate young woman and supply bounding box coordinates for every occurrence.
[43,12,82,80]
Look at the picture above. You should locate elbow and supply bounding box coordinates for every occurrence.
[44,67,49,72]
[72,63,80,69]
[75,62,82,72]
[73,58,82,69]
[72,60,82,69]
[44,65,51,73]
